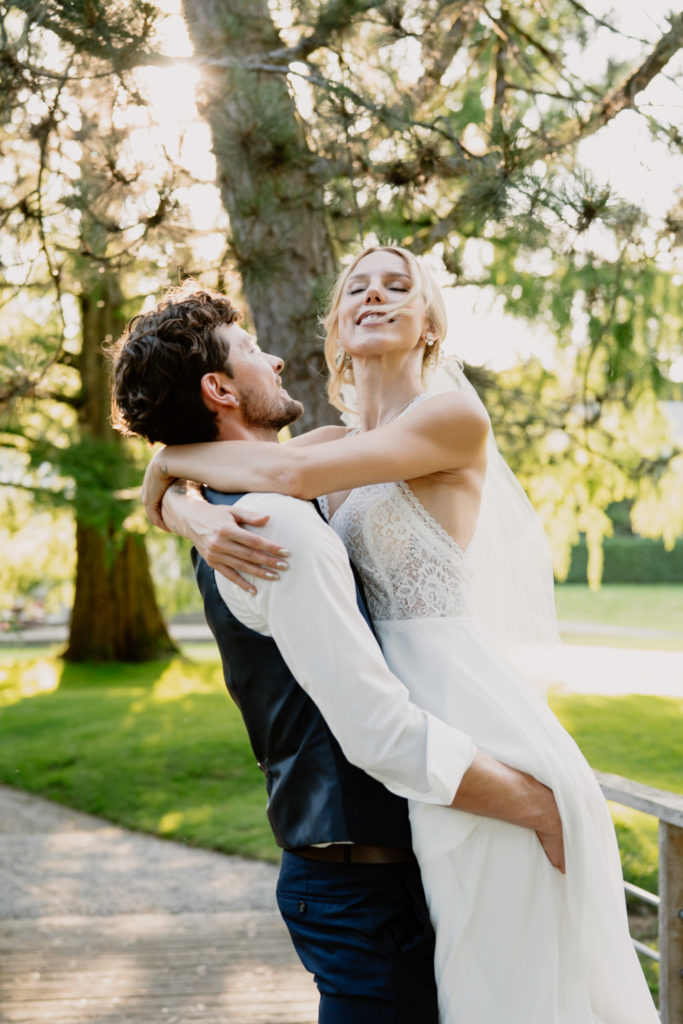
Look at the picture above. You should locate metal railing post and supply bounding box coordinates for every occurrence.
[595,771,683,1022]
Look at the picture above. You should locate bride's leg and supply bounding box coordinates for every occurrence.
[413,812,592,1024]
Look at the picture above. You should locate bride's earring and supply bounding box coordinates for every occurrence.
[424,333,436,347]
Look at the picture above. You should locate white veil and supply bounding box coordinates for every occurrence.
[425,358,560,658]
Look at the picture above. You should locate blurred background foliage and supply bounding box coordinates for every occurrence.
[0,1,682,657]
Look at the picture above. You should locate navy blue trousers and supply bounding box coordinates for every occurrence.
[276,851,439,1024]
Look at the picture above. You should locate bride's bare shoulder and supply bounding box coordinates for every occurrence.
[411,390,490,435]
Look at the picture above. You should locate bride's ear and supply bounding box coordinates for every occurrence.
[200,372,239,411]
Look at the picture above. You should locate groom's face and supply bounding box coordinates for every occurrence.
[218,324,303,431]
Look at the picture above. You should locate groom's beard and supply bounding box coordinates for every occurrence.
[239,384,304,432]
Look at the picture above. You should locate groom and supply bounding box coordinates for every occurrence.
[111,281,563,1024]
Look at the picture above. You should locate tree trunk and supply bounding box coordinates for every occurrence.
[67,526,177,662]
[182,0,339,432]
[65,275,177,662]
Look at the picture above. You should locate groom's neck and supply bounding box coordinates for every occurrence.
[214,418,280,444]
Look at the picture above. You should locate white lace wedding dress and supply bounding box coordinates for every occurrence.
[321,467,659,1022]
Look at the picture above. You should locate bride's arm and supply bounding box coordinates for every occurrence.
[143,391,489,525]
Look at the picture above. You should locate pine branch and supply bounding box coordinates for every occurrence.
[6,0,175,72]
[270,0,387,62]
[411,3,479,111]
[537,12,683,156]
[0,372,41,406]
[10,0,382,73]
[239,57,482,184]
[2,53,124,82]
[507,82,587,103]
[354,12,683,188]
[565,0,651,45]
[493,7,509,116]
[481,4,560,71]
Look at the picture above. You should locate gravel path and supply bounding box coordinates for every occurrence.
[0,786,317,1023]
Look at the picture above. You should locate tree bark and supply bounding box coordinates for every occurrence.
[182,0,339,431]
[65,275,177,662]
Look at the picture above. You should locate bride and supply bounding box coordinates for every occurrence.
[142,246,658,1023]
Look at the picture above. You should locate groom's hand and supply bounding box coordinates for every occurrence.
[536,825,566,873]
[451,750,566,873]
[527,779,565,873]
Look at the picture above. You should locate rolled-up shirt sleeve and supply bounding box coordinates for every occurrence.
[214,493,476,806]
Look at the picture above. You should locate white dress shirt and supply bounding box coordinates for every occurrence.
[214,493,476,806]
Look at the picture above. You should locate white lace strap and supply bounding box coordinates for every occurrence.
[317,494,331,521]
[394,392,431,421]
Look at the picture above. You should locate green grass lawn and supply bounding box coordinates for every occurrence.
[0,650,277,861]
[555,584,683,648]
[1,646,680,872]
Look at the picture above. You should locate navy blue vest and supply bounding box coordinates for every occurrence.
[192,489,412,851]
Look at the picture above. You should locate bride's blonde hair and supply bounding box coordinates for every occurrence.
[322,245,448,412]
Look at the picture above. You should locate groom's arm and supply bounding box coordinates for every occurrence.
[213,494,563,864]
[217,493,475,807]
[453,751,564,870]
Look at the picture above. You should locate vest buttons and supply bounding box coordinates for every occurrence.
[298,901,307,914]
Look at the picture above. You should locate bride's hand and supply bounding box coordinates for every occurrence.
[178,501,289,593]
[142,449,177,530]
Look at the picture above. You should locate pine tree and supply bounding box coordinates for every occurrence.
[0,8,182,660]
[3,1,682,579]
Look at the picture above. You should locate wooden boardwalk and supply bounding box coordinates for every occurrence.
[0,787,317,1024]
[1,911,317,1023]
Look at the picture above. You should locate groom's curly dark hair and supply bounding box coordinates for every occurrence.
[110,280,240,445]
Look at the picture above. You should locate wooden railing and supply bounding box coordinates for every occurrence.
[596,771,683,1024]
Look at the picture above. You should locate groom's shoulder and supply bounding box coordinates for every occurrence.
[237,494,347,569]
[204,488,316,518]
[235,492,319,518]
[236,492,330,540]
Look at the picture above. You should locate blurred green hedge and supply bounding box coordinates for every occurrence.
[565,536,683,583]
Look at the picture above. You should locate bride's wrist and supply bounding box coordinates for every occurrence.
[165,482,199,533]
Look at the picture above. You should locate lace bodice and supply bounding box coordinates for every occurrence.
[321,480,472,623]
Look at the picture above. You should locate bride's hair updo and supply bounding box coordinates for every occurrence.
[323,245,448,412]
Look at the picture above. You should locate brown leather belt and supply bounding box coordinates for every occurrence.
[293,844,415,865]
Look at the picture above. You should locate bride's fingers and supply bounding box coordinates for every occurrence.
[203,532,289,568]
[207,551,285,583]
[213,565,258,594]
[211,513,290,563]
[204,540,289,572]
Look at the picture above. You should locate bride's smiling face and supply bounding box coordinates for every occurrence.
[337,250,428,360]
